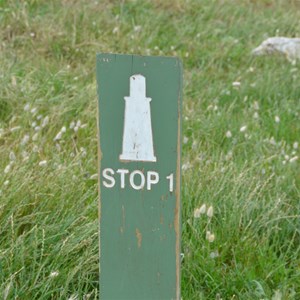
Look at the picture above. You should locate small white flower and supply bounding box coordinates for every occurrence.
[24,103,30,111]
[206,231,216,242]
[207,232,215,243]
[253,112,259,119]
[10,126,21,132]
[49,271,59,278]
[112,27,119,34]
[80,147,87,157]
[61,126,66,133]
[193,208,201,218]
[21,134,30,145]
[232,81,241,88]
[30,107,38,115]
[74,126,79,133]
[69,121,75,129]
[225,130,232,138]
[272,290,282,300]
[183,136,189,144]
[32,133,39,141]
[210,250,219,258]
[34,126,41,131]
[36,115,43,120]
[4,180,9,186]
[39,160,47,167]
[182,163,191,171]
[33,145,39,152]
[269,137,276,145]
[4,164,11,174]
[289,156,298,163]
[134,25,142,32]
[9,152,16,161]
[253,101,259,110]
[293,142,298,149]
[207,205,214,218]
[42,116,49,128]
[240,126,247,132]
[275,115,280,123]
[194,204,207,218]
[54,131,62,141]
[31,121,37,128]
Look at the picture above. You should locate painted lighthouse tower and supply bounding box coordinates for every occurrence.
[120,74,157,162]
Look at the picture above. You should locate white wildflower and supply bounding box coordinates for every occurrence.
[225,130,232,138]
[54,131,62,141]
[32,133,39,141]
[74,126,79,133]
[10,126,21,132]
[31,121,37,128]
[206,231,215,242]
[232,81,241,88]
[194,204,207,218]
[275,115,280,123]
[112,27,119,34]
[36,114,43,120]
[182,163,191,171]
[253,112,259,119]
[21,134,30,145]
[183,136,189,144]
[42,116,49,128]
[34,126,41,131]
[293,142,298,149]
[289,156,298,163]
[4,180,9,186]
[80,147,87,157]
[210,250,219,259]
[4,164,11,174]
[269,137,276,145]
[33,145,39,152]
[49,271,59,278]
[272,290,282,300]
[30,107,38,115]
[240,125,247,132]
[24,103,30,111]
[253,101,259,110]
[134,25,142,32]
[208,233,215,243]
[207,205,214,218]
[69,121,75,129]
[61,126,66,133]
[39,160,47,167]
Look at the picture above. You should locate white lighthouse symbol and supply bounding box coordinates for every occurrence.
[119,74,157,162]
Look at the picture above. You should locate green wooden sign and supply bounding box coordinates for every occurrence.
[96,53,182,300]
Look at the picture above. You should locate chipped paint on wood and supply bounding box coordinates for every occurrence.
[135,228,142,248]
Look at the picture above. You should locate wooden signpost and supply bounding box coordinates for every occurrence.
[96,53,182,300]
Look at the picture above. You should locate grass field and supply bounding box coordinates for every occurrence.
[1,0,300,299]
